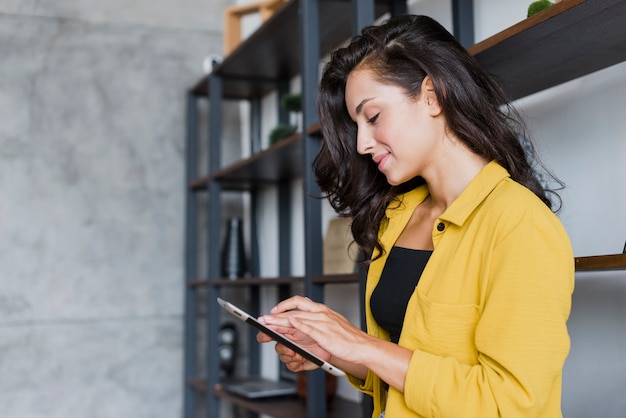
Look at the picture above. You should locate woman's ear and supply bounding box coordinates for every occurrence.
[422,76,442,117]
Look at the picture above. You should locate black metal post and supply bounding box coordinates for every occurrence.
[352,0,374,34]
[452,0,475,47]
[183,92,199,418]
[300,0,326,416]
[278,180,292,277]
[250,97,262,154]
[249,190,260,279]
[300,0,323,295]
[206,74,223,418]
[388,0,408,17]
[248,190,261,380]
[277,80,290,125]
[351,2,379,417]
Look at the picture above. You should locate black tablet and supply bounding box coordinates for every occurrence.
[217,297,345,377]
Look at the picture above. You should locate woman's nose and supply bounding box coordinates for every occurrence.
[356,130,375,155]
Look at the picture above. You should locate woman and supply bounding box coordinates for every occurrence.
[258,15,574,417]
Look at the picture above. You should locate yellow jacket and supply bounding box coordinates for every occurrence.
[348,161,574,418]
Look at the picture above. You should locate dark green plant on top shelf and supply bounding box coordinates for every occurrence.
[527,0,553,17]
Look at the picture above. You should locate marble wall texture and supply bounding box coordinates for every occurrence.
[0,1,234,417]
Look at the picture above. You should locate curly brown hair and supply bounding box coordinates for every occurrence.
[313,15,561,259]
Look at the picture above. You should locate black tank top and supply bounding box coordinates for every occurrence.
[370,246,432,344]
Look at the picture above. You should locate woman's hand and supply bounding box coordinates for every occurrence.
[256,296,372,378]
[256,304,331,373]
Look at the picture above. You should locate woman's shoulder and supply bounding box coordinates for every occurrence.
[485,177,570,244]
[490,176,553,216]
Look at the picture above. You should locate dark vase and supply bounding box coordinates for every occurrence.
[221,217,247,279]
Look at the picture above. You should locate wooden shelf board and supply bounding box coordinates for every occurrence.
[189,133,305,191]
[574,253,626,271]
[189,124,326,191]
[469,0,626,100]
[306,121,322,136]
[312,273,359,284]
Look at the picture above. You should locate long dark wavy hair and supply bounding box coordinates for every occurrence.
[313,15,561,259]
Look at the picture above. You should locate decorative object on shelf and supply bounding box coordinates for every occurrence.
[217,323,238,376]
[296,371,338,409]
[323,217,358,274]
[221,217,247,279]
[268,123,297,146]
[201,53,222,74]
[223,0,289,55]
[527,0,554,17]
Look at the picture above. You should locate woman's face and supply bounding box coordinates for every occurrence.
[345,68,444,186]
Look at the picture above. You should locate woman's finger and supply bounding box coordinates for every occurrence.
[270,295,325,314]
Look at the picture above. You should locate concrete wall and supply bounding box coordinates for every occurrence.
[0,1,234,417]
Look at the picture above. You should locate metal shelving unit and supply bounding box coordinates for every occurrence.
[184,1,626,417]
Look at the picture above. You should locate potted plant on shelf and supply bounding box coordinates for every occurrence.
[267,92,302,146]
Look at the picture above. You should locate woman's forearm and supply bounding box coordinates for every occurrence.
[359,338,412,392]
[331,357,369,381]
[332,335,412,392]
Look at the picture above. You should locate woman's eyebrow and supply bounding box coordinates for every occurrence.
[355,97,374,115]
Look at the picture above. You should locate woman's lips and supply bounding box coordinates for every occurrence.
[373,153,390,171]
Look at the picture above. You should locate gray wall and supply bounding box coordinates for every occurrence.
[0,1,234,417]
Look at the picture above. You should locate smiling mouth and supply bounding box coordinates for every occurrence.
[373,153,389,170]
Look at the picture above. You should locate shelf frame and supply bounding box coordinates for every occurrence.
[184,2,626,418]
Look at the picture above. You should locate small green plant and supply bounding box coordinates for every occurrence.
[269,123,297,145]
[527,0,553,17]
[280,93,302,113]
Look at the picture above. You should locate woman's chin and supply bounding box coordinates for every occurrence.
[384,174,404,186]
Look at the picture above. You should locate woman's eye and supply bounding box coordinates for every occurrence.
[367,113,379,124]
